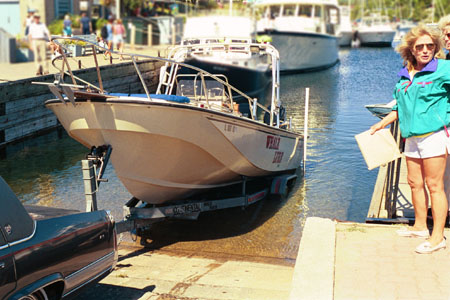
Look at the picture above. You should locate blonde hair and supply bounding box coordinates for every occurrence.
[395,24,445,71]
[438,15,450,31]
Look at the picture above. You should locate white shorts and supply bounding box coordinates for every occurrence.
[404,129,450,159]
[113,34,124,45]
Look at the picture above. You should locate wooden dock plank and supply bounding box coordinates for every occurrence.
[367,165,387,219]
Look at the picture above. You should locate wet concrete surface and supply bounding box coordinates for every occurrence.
[120,185,307,267]
[79,242,295,300]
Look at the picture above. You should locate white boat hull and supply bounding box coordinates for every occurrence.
[357,30,395,46]
[258,31,339,73]
[338,31,353,47]
[46,99,303,204]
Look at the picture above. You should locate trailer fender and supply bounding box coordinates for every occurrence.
[270,174,297,198]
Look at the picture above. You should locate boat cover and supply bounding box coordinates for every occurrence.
[109,93,190,103]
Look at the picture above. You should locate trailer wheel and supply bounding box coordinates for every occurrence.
[19,289,48,300]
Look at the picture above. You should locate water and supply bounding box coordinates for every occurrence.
[0,47,402,263]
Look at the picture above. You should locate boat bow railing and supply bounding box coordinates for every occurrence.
[162,42,282,127]
[46,36,289,130]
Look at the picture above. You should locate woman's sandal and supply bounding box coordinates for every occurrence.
[415,237,446,254]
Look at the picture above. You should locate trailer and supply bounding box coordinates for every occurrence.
[81,145,298,236]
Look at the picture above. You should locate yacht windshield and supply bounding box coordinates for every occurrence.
[283,4,296,17]
[299,5,312,17]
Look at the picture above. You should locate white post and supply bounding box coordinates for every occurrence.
[116,0,120,19]
[303,88,310,175]
[131,24,136,50]
[147,24,153,47]
[171,22,176,45]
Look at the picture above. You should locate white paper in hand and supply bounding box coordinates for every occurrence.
[355,129,402,170]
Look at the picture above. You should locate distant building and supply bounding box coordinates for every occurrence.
[19,0,94,32]
[0,0,21,35]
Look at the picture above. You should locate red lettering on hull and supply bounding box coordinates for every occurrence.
[266,135,280,150]
[273,151,284,163]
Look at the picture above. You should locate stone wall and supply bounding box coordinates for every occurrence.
[0,59,163,147]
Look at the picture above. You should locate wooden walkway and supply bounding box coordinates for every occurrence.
[367,156,414,222]
[367,153,450,223]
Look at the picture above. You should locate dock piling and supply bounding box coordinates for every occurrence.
[82,159,98,212]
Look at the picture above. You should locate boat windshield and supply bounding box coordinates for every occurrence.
[298,5,313,17]
[269,5,281,18]
[314,5,322,17]
[283,4,296,17]
[175,74,231,104]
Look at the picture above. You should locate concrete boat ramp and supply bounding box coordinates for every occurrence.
[78,218,450,300]
[80,242,294,300]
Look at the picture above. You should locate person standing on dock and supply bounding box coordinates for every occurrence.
[79,12,92,35]
[103,16,115,60]
[438,15,450,60]
[28,14,51,76]
[113,19,126,61]
[370,24,450,254]
[63,14,72,36]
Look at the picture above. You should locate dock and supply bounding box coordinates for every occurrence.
[367,158,416,222]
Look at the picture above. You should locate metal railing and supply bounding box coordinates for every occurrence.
[384,120,404,219]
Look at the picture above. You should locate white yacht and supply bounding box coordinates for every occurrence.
[338,5,353,46]
[355,15,395,47]
[255,0,340,73]
[179,16,272,102]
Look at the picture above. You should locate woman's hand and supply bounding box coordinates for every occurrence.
[369,110,398,135]
[370,121,385,134]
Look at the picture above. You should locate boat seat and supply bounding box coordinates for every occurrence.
[108,93,190,103]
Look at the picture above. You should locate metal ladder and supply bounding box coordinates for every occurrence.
[156,47,187,95]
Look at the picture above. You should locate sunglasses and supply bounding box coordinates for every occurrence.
[445,33,450,39]
[414,43,435,51]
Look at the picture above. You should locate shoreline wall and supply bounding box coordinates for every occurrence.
[0,59,163,148]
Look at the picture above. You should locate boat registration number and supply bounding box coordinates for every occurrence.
[169,203,201,216]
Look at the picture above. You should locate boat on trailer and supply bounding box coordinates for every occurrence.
[40,37,304,205]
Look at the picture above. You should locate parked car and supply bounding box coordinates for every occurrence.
[0,176,118,300]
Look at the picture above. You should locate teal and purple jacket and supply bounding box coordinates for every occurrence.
[392,58,450,138]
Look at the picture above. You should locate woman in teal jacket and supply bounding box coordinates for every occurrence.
[371,25,450,254]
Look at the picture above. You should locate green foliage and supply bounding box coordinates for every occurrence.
[341,0,450,22]
[96,18,108,31]
[123,0,142,10]
[48,14,81,35]
[61,39,87,46]
[48,19,64,35]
